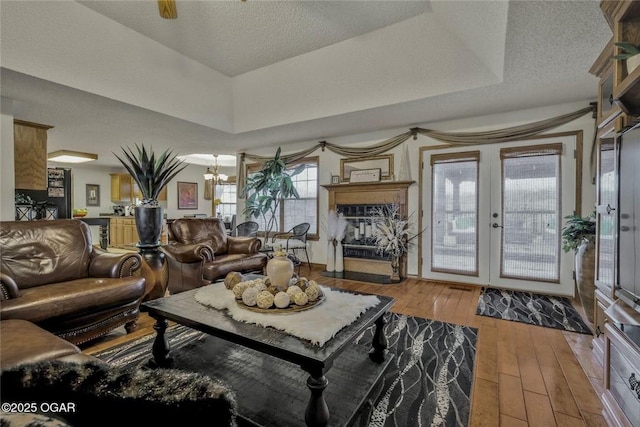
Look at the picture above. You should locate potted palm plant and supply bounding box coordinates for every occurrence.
[114,144,186,247]
[561,212,596,323]
[241,147,304,242]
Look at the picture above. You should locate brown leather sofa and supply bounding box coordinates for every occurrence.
[161,218,268,294]
[0,319,98,370]
[0,219,146,345]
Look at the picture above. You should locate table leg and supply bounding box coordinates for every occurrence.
[148,315,173,368]
[303,367,329,427]
[369,314,388,363]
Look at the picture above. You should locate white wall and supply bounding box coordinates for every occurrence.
[0,97,15,221]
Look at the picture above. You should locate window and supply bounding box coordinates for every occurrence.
[215,181,237,220]
[246,157,318,238]
[431,151,479,276]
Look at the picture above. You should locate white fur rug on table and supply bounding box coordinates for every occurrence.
[194,283,380,346]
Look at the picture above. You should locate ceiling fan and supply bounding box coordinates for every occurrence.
[157,0,177,19]
[157,0,247,19]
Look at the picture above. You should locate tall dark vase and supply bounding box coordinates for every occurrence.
[134,205,168,301]
[135,206,163,248]
[575,240,596,324]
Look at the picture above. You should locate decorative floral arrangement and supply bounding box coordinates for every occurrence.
[327,209,348,244]
[371,202,419,258]
[213,198,222,206]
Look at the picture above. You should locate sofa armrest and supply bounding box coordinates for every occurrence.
[160,243,214,263]
[89,251,143,278]
[0,273,20,300]
[227,237,262,254]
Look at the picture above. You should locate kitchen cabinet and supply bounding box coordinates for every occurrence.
[14,120,53,190]
[110,174,167,203]
[109,217,138,248]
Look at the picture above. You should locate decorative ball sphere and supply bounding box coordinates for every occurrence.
[293,291,309,306]
[295,277,309,291]
[253,282,267,292]
[232,282,249,299]
[274,292,291,309]
[242,287,259,306]
[305,285,321,302]
[224,272,243,290]
[267,285,279,295]
[286,285,303,297]
[256,290,275,309]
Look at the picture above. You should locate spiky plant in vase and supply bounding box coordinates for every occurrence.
[114,144,186,248]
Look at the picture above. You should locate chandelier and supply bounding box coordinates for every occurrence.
[204,155,228,200]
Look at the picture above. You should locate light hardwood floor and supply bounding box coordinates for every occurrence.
[83,268,608,426]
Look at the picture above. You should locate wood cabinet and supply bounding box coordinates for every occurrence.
[109,217,139,247]
[598,1,640,120]
[110,174,133,203]
[592,39,622,130]
[603,302,640,427]
[592,3,640,425]
[13,120,53,190]
[322,181,413,278]
[110,174,167,203]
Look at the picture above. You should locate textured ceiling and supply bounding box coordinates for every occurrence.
[0,1,611,168]
[78,0,432,77]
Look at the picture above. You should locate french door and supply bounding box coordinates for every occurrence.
[421,136,577,296]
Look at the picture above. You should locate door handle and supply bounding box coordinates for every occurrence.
[492,223,503,229]
[606,204,616,215]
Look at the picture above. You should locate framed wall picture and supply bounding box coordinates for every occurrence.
[86,184,100,206]
[340,154,393,182]
[177,181,198,209]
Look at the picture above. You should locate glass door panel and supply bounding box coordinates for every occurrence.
[595,137,617,292]
[431,153,479,276]
[500,149,561,282]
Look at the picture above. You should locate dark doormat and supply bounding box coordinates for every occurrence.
[476,287,592,334]
[95,313,477,427]
[319,270,403,285]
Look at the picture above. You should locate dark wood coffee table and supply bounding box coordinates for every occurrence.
[142,285,394,427]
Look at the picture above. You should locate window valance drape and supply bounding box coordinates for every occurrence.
[237,105,595,196]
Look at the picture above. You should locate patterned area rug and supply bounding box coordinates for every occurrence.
[476,287,592,334]
[95,313,478,427]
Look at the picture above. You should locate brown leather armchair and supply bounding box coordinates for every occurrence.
[0,220,146,345]
[161,218,268,294]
